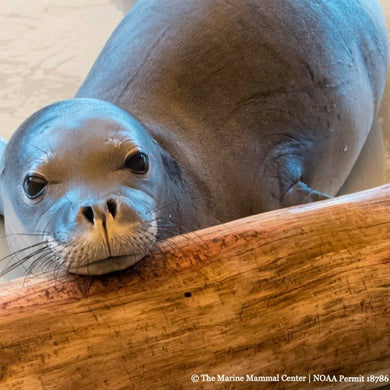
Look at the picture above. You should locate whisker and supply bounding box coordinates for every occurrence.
[53,256,66,280]
[146,240,166,260]
[23,250,56,283]
[0,241,50,264]
[0,246,51,277]
[146,201,176,215]
[30,251,58,274]
[0,233,46,239]
[155,226,183,235]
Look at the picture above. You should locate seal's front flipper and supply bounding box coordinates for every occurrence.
[0,136,7,215]
[281,181,331,208]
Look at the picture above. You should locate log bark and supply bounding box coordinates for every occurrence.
[1,185,390,389]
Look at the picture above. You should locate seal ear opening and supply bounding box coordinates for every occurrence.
[0,136,7,215]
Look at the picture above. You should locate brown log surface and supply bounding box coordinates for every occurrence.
[1,185,390,389]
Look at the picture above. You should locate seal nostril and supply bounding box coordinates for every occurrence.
[82,206,95,224]
[107,199,117,218]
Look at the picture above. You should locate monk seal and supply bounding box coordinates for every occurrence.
[0,0,387,276]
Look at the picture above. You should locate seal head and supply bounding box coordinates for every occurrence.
[0,98,178,275]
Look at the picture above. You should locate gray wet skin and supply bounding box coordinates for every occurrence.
[0,0,388,276]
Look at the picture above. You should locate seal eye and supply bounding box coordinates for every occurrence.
[124,152,149,175]
[23,174,47,199]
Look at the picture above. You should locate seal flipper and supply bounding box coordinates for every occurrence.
[260,134,331,210]
[0,136,7,215]
[281,181,331,208]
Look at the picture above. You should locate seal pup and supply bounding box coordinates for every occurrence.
[0,0,387,276]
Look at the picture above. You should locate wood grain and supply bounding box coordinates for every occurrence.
[1,185,390,389]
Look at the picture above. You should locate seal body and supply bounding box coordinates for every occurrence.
[77,0,388,220]
[0,0,388,275]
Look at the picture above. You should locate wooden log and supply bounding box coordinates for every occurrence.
[1,185,390,389]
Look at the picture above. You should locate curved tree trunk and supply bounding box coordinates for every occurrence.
[1,185,390,389]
